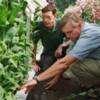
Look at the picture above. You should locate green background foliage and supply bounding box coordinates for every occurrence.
[0,0,33,100]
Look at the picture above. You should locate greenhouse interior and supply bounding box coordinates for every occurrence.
[0,0,100,100]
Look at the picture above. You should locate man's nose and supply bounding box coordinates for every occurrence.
[44,18,48,22]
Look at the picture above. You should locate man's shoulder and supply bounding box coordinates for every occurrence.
[81,22,100,36]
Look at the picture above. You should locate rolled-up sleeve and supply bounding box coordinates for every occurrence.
[67,32,100,60]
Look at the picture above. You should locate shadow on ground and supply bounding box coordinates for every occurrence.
[26,77,94,100]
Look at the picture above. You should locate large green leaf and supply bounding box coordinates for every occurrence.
[0,0,3,5]
[0,0,34,99]
[0,5,8,26]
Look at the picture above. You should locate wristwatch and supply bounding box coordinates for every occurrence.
[33,76,40,84]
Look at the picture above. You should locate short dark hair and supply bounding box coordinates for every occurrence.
[42,3,57,15]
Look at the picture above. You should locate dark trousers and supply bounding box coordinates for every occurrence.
[37,52,57,71]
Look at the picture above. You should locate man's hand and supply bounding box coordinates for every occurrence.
[20,79,37,93]
[33,64,41,73]
[55,45,63,58]
[55,40,72,58]
[44,75,60,89]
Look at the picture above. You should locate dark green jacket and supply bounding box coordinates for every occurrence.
[32,21,65,53]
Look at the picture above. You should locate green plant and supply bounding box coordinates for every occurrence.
[0,0,33,100]
[82,9,93,22]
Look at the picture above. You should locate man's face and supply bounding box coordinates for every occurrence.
[42,11,56,28]
[62,22,81,41]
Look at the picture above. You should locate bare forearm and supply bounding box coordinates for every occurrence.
[37,60,67,82]
[20,55,76,91]
[50,70,63,81]
[36,55,76,82]
[53,73,61,81]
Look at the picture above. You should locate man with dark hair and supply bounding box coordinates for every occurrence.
[41,3,56,15]
[32,3,66,73]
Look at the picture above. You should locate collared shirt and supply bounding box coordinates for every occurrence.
[67,22,100,60]
[32,21,65,53]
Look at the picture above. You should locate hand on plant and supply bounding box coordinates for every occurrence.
[20,79,37,93]
[55,45,63,58]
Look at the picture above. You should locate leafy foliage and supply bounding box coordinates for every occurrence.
[0,0,33,100]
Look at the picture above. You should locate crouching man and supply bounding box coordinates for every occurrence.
[21,12,100,92]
